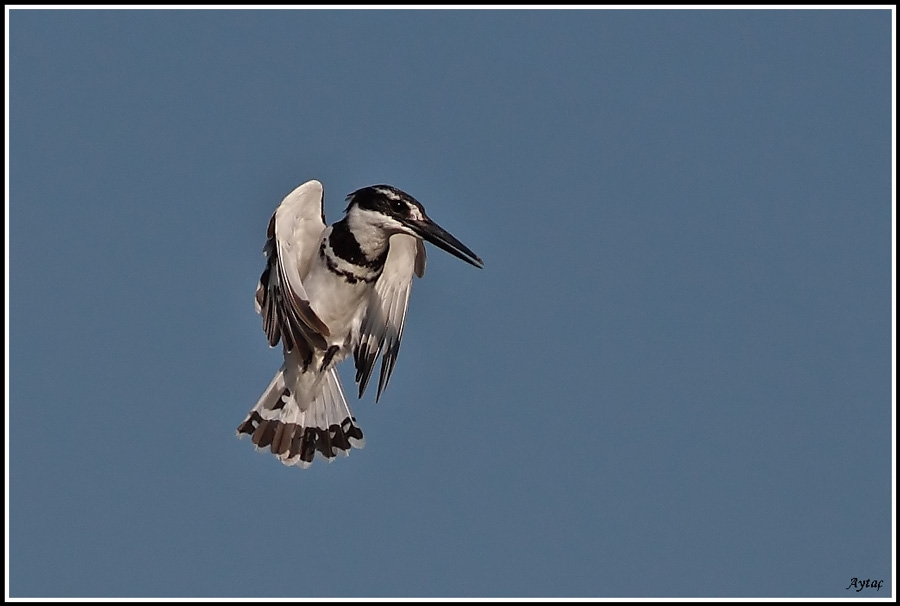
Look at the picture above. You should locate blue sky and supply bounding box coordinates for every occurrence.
[7,7,894,598]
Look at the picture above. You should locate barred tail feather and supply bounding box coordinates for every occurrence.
[237,367,364,469]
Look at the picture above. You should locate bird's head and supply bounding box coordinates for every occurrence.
[345,185,483,269]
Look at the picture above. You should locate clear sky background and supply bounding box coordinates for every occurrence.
[7,8,894,599]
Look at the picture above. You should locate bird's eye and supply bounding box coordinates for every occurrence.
[390,200,405,213]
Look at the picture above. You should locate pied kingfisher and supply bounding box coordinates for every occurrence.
[237,180,483,468]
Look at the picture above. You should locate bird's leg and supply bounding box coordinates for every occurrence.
[320,345,340,372]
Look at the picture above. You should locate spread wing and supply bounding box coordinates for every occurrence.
[255,180,331,361]
[354,234,427,401]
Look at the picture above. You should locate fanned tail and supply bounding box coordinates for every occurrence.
[237,366,364,468]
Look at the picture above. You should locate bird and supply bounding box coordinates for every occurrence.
[237,179,483,469]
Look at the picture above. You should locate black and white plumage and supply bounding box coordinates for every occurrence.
[238,180,483,468]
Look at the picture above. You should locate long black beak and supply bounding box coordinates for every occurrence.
[405,217,484,269]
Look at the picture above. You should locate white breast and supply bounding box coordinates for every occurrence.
[302,250,373,350]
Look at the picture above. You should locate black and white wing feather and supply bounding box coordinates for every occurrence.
[255,180,332,360]
[354,233,427,401]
